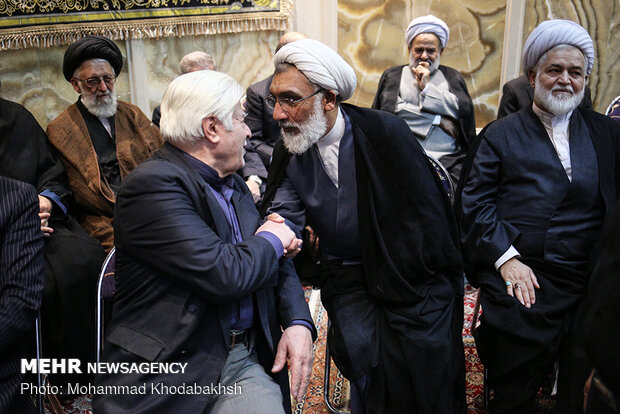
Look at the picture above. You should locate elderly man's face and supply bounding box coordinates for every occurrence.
[70,59,117,118]
[212,103,251,176]
[270,67,328,155]
[529,45,587,115]
[409,33,441,69]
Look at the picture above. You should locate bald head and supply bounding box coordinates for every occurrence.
[179,51,216,74]
[276,32,307,53]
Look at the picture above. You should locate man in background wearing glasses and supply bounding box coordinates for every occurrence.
[47,35,162,253]
[261,39,466,414]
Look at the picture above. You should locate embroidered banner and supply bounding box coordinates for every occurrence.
[0,0,291,50]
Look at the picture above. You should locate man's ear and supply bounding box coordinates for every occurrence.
[527,69,537,88]
[202,116,220,144]
[323,90,337,112]
[70,79,82,94]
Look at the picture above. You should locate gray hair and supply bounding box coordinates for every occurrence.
[160,70,243,146]
[179,51,217,74]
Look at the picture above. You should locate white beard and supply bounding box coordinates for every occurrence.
[81,89,117,118]
[534,76,584,116]
[280,97,328,155]
[410,55,441,74]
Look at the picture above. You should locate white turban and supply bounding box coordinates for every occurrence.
[405,15,449,49]
[522,19,594,75]
[273,39,357,101]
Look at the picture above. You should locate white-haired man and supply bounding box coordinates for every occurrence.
[93,70,315,414]
[47,36,162,252]
[373,15,475,182]
[458,20,620,413]
[261,39,466,414]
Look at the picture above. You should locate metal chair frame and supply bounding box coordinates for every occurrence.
[96,247,116,364]
[323,320,349,414]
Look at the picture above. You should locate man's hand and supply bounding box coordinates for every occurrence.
[499,257,540,308]
[439,116,458,138]
[413,61,431,90]
[38,195,54,236]
[256,218,301,257]
[271,325,313,402]
[245,178,261,203]
[265,213,302,258]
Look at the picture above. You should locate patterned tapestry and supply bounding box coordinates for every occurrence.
[0,0,291,50]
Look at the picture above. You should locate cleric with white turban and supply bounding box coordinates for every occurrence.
[273,38,357,101]
[405,15,450,49]
[522,19,594,74]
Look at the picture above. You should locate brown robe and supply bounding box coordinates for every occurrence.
[47,100,162,252]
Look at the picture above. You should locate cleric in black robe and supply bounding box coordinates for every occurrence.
[457,20,620,414]
[261,39,466,414]
[0,96,106,386]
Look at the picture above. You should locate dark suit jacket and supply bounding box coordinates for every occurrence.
[0,177,44,414]
[497,75,592,119]
[372,64,476,154]
[93,143,314,414]
[240,75,281,180]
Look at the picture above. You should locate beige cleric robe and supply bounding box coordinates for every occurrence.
[47,101,163,252]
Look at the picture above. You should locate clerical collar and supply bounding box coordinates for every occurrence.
[317,107,345,148]
[182,152,234,192]
[532,101,573,127]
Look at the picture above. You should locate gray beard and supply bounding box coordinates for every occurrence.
[280,98,328,155]
[409,55,440,74]
[81,92,117,118]
[534,76,584,116]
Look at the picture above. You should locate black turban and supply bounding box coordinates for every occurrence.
[63,36,123,81]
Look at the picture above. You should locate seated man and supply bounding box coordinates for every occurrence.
[93,70,315,414]
[497,74,592,119]
[151,50,217,127]
[373,14,475,182]
[0,177,44,414]
[0,96,106,386]
[242,32,307,204]
[47,35,162,252]
[458,20,620,413]
[262,39,466,414]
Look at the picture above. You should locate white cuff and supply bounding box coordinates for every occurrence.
[494,246,520,270]
[432,115,441,126]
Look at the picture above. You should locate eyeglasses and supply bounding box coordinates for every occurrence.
[265,89,323,112]
[74,75,117,89]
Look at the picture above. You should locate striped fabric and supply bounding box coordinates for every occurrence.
[0,177,44,413]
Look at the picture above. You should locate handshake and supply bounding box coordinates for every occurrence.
[255,213,303,259]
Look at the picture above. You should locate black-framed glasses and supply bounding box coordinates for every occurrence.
[265,89,323,112]
[74,75,117,89]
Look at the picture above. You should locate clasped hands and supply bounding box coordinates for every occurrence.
[255,213,302,259]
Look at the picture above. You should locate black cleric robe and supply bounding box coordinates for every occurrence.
[457,106,620,412]
[262,104,466,414]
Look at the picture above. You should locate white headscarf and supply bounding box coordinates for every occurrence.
[522,19,594,75]
[273,39,357,101]
[405,15,450,49]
